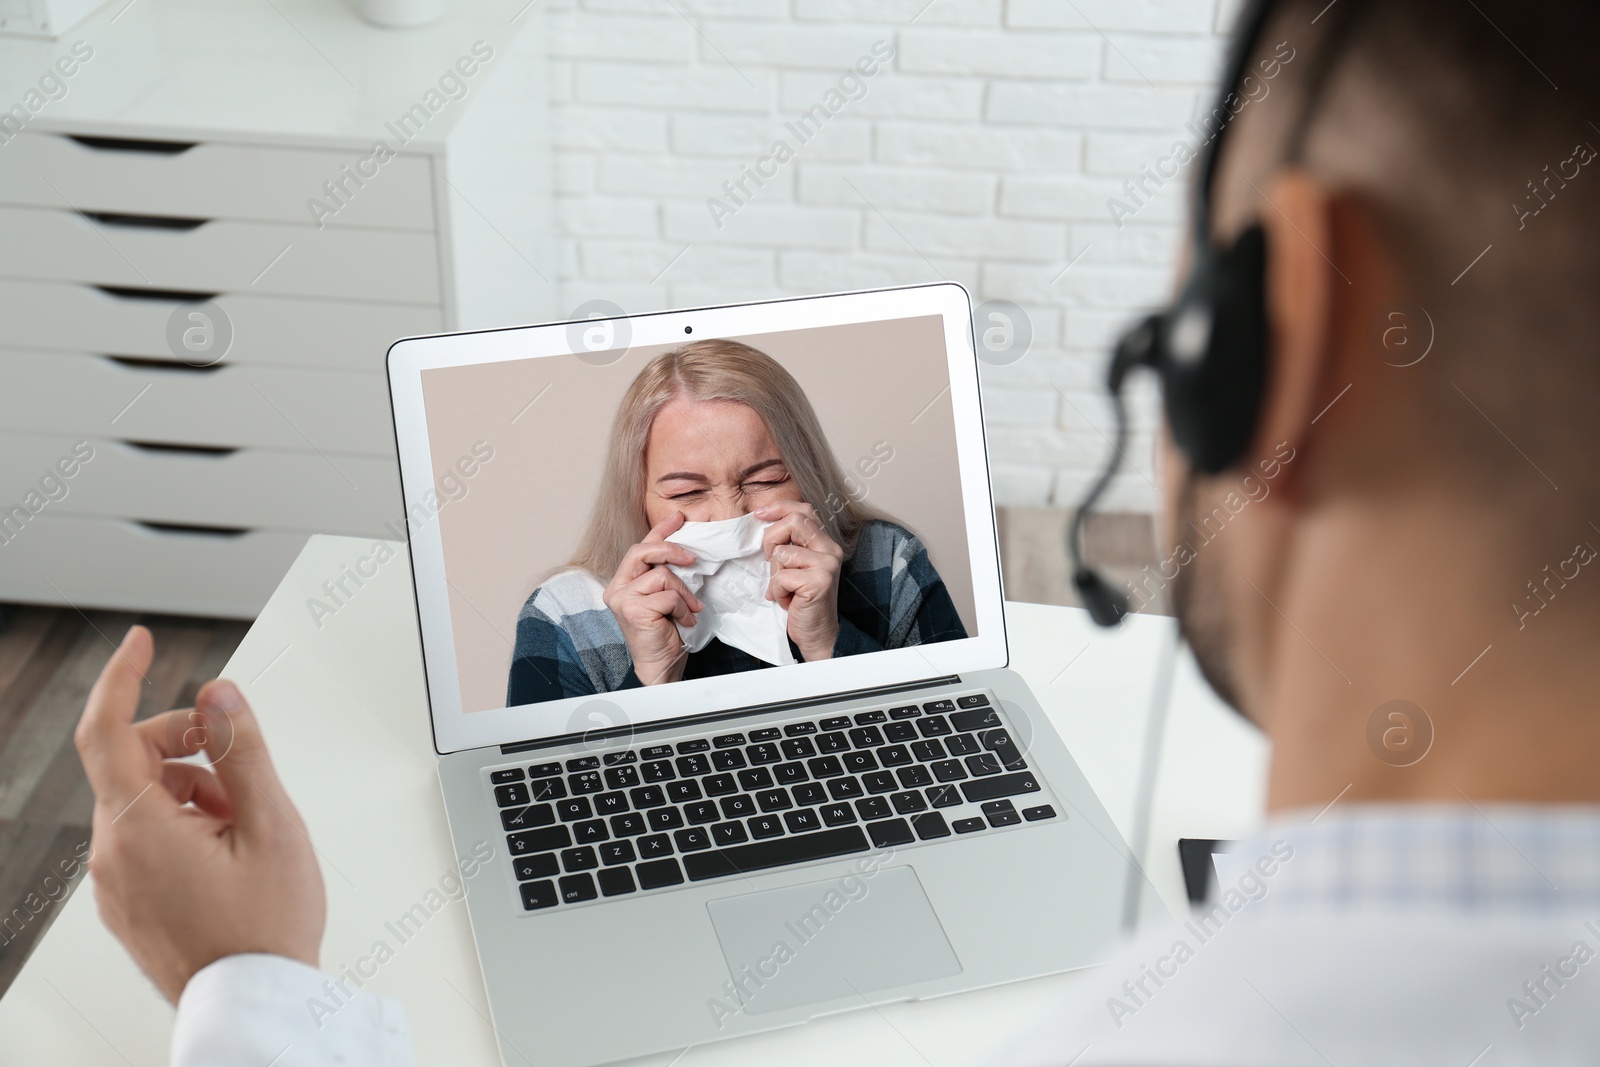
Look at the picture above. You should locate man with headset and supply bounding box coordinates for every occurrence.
[71,0,1600,1062]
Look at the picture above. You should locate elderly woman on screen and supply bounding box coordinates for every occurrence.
[506,340,966,706]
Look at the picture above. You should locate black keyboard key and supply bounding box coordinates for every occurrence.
[757,789,792,812]
[774,762,809,785]
[956,694,991,709]
[951,708,1001,733]
[953,817,985,834]
[911,740,945,762]
[507,826,570,855]
[494,783,529,808]
[897,765,933,788]
[500,803,555,831]
[918,715,952,737]
[923,699,956,713]
[648,807,685,831]
[520,880,558,910]
[667,780,702,803]
[528,761,562,779]
[867,819,914,848]
[965,753,1003,777]
[911,812,951,840]
[792,782,827,806]
[600,840,636,865]
[594,791,628,816]
[610,812,647,837]
[888,705,920,719]
[642,760,675,783]
[862,771,898,794]
[513,853,558,881]
[817,732,849,753]
[529,778,567,802]
[827,777,865,800]
[843,750,879,774]
[808,756,844,779]
[782,737,817,760]
[856,796,892,820]
[683,826,869,881]
[890,791,927,814]
[703,774,737,797]
[962,771,1041,803]
[685,800,720,824]
[945,733,981,756]
[569,771,603,794]
[783,721,818,736]
[677,738,710,753]
[560,846,598,872]
[676,754,711,777]
[981,729,1027,770]
[638,833,673,858]
[558,798,592,822]
[1023,804,1058,821]
[748,814,785,838]
[820,716,852,732]
[820,802,858,826]
[932,760,968,782]
[641,744,674,760]
[711,749,747,771]
[848,727,885,748]
[784,808,821,833]
[749,727,781,742]
[603,751,637,766]
[926,785,963,808]
[675,827,713,852]
[981,800,1016,817]
[712,821,749,845]
[597,867,637,896]
[567,756,600,772]
[853,710,887,725]
[636,858,684,889]
[574,819,609,844]
[747,743,782,765]
[738,767,774,791]
[560,874,598,903]
[884,722,918,743]
[987,807,1021,827]
[719,793,757,819]
[491,768,525,785]
[630,785,667,809]
[713,733,746,748]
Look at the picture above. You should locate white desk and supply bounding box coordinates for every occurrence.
[0,535,1266,1065]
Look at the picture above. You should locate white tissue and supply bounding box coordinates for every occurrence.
[665,514,796,667]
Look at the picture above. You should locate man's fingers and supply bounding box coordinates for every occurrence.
[134,708,212,762]
[160,761,234,821]
[75,626,158,813]
[195,680,300,838]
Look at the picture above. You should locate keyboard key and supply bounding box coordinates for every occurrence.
[594,791,628,816]
[570,771,603,794]
[917,715,952,737]
[888,705,921,719]
[911,740,945,762]
[638,833,673,858]
[675,827,713,852]
[642,760,675,783]
[783,721,818,736]
[923,699,956,713]
[636,859,685,889]
[748,814,785,838]
[848,727,885,748]
[956,694,991,709]
[712,821,749,845]
[520,880,558,910]
[747,743,781,765]
[529,778,567,802]
[932,760,968,782]
[945,734,981,757]
[513,853,558,880]
[820,803,858,826]
[704,774,737,797]
[781,738,817,760]
[676,754,711,777]
[964,754,1002,777]
[630,785,667,809]
[981,800,1016,817]
[827,777,864,800]
[757,789,792,812]
[884,723,918,743]
[507,826,570,855]
[842,751,879,773]
[559,874,598,903]
[738,767,774,791]
[641,744,674,760]
[648,807,685,831]
[911,812,951,840]
[610,812,647,837]
[951,708,1000,733]
[574,819,609,844]
[820,716,852,732]
[926,785,963,808]
[980,729,1027,770]
[685,800,720,824]
[597,867,637,897]
[720,793,757,819]
[808,756,844,779]
[774,762,809,785]
[500,804,555,831]
[853,710,887,725]
[528,762,562,779]
[667,780,703,803]
[749,728,781,742]
[890,791,927,814]
[560,846,598,872]
[1023,805,1058,821]
[494,783,529,808]
[713,733,746,748]
[817,732,849,753]
[961,771,1041,803]
[783,808,821,833]
[792,782,827,806]
[953,817,986,834]
[567,756,600,772]
[862,771,898,794]
[986,807,1021,827]
[677,738,711,753]
[599,840,636,865]
[683,826,869,881]
[712,749,747,771]
[867,819,915,848]
[897,765,933,788]
[557,798,592,822]
[603,751,637,766]
[855,796,892,820]
[491,768,525,785]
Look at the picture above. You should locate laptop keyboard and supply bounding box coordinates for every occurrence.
[488,692,1059,912]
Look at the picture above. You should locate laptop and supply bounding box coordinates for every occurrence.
[385,282,1136,1066]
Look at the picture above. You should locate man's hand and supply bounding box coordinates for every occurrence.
[74,625,326,1003]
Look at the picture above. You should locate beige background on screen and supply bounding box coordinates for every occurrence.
[421,314,974,714]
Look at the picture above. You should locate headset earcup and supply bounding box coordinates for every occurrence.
[1160,224,1270,474]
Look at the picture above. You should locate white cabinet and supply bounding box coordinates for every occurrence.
[0,0,553,617]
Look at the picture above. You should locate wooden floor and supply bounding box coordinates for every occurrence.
[0,605,248,1000]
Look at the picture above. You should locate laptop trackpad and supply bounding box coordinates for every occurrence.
[706,866,962,1016]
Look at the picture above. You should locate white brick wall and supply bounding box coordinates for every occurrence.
[544,0,1235,512]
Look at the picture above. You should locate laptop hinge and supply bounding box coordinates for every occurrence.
[498,674,964,755]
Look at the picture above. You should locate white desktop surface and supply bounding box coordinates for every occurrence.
[0,534,1265,1066]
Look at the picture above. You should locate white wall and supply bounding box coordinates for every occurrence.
[544,0,1235,513]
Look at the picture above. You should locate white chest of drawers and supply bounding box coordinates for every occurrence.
[0,0,553,617]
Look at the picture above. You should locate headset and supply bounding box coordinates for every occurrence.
[1068,0,1357,627]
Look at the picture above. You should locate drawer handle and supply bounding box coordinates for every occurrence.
[95,285,220,303]
[82,211,209,232]
[106,355,224,375]
[123,440,240,458]
[67,134,198,155]
[136,520,249,539]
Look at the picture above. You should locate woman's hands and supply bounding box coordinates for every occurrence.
[755,501,844,663]
[603,512,704,685]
